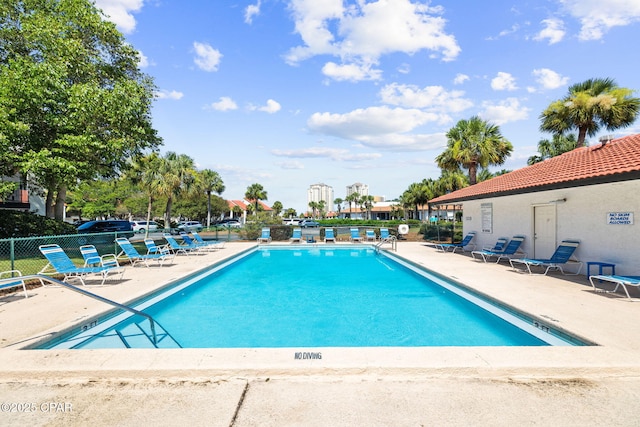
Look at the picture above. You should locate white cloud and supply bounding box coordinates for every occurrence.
[209,97,238,111]
[286,0,460,82]
[136,50,149,68]
[95,0,143,34]
[532,68,569,90]
[155,89,183,100]
[534,18,565,44]
[245,0,261,24]
[307,106,447,151]
[272,147,381,161]
[193,42,222,72]
[491,72,518,91]
[453,73,469,85]
[249,99,281,114]
[276,160,305,170]
[379,83,473,116]
[321,62,382,81]
[479,98,530,125]
[559,0,640,40]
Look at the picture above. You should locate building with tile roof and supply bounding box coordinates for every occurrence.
[428,133,640,275]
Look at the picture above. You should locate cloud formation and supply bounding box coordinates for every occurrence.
[193,42,222,72]
[245,0,261,24]
[155,89,184,100]
[285,0,460,81]
[249,99,282,114]
[271,147,382,162]
[560,0,640,40]
[491,72,518,91]
[532,68,569,90]
[534,18,565,44]
[479,98,530,125]
[95,0,143,34]
[209,97,238,111]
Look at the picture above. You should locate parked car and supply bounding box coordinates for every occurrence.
[130,220,159,233]
[177,221,203,232]
[217,219,241,228]
[76,220,134,244]
[283,218,302,226]
[300,220,320,228]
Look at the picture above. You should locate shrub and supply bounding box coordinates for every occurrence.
[0,210,77,238]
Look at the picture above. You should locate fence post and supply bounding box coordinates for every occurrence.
[10,238,15,271]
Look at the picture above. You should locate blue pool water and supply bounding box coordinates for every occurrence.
[42,247,577,349]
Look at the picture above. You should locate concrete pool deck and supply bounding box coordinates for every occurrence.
[1,241,639,426]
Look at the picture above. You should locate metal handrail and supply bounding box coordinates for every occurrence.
[375,235,397,252]
[0,274,157,345]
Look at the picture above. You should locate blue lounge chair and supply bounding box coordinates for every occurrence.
[510,240,582,275]
[163,234,198,256]
[257,228,271,244]
[434,232,476,253]
[290,228,302,243]
[365,229,377,242]
[483,237,509,252]
[144,239,175,260]
[38,244,118,285]
[589,275,640,300]
[116,238,169,267]
[80,245,125,280]
[0,270,28,298]
[192,231,225,249]
[349,228,362,243]
[179,232,206,251]
[324,228,336,243]
[471,236,526,263]
[380,228,391,240]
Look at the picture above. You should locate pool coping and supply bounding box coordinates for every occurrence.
[2,241,640,380]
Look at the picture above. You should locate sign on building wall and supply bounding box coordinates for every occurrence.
[607,212,634,225]
[481,203,493,233]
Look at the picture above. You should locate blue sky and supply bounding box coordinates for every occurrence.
[95,0,640,213]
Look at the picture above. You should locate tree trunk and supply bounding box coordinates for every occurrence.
[469,163,478,185]
[577,126,588,147]
[54,185,66,221]
[164,196,173,231]
[45,187,55,218]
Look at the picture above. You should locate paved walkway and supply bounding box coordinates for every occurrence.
[1,241,639,426]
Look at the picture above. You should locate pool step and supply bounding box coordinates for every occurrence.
[114,321,182,349]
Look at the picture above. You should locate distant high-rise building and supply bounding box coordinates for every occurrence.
[307,183,334,213]
[346,182,369,197]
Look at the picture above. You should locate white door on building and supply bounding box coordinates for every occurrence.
[533,204,556,258]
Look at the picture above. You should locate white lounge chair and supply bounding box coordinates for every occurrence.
[589,275,640,300]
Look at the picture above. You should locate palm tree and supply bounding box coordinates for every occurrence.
[198,169,225,228]
[436,116,513,185]
[334,197,343,217]
[157,152,197,229]
[527,134,579,165]
[308,201,318,218]
[540,78,640,147]
[437,170,469,194]
[127,152,163,238]
[271,201,283,217]
[362,195,374,219]
[317,200,326,218]
[245,183,267,215]
[345,192,359,218]
[402,181,432,221]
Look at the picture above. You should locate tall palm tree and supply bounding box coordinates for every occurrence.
[540,78,640,147]
[198,169,225,228]
[271,201,283,217]
[127,152,163,238]
[436,116,513,185]
[245,183,267,215]
[308,201,318,218]
[527,134,579,165]
[345,192,359,218]
[437,170,469,195]
[317,200,326,218]
[334,197,343,217]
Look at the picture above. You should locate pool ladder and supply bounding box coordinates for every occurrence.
[1,274,161,347]
[374,236,397,252]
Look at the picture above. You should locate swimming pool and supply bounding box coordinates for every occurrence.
[40,246,580,349]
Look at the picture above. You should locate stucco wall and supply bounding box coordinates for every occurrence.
[459,180,640,275]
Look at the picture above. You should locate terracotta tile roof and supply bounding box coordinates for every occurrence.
[227,199,272,211]
[430,133,640,204]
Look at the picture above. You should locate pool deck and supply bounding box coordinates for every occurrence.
[1,241,640,426]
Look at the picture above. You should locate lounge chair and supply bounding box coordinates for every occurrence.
[471,236,526,263]
[324,228,336,243]
[192,231,225,249]
[144,239,175,260]
[510,240,582,275]
[116,237,169,266]
[482,237,509,252]
[179,232,207,251]
[434,232,476,253]
[163,234,198,256]
[38,244,119,285]
[290,228,302,243]
[349,228,362,243]
[365,229,377,242]
[80,245,125,280]
[378,228,397,247]
[588,275,640,300]
[0,270,28,298]
[257,228,271,244]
